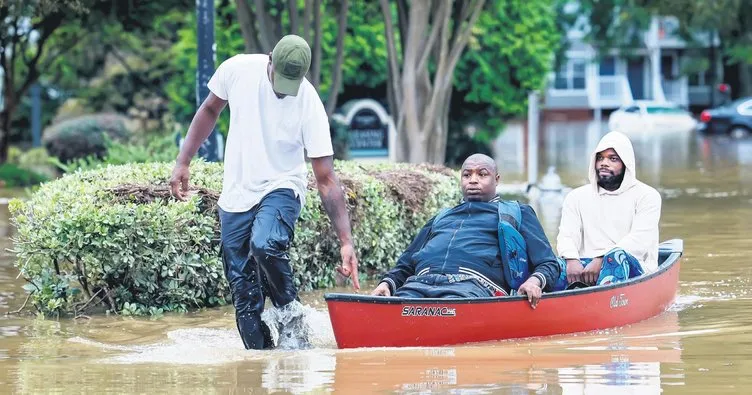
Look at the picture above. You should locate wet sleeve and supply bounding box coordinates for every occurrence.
[615,188,662,260]
[556,191,583,260]
[519,204,560,292]
[381,218,434,294]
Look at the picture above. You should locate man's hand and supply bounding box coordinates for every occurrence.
[169,164,190,201]
[566,259,584,284]
[582,257,604,285]
[371,282,391,297]
[517,276,542,309]
[336,243,360,290]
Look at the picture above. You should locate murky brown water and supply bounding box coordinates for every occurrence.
[1,121,751,394]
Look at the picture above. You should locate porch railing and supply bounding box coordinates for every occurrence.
[591,75,633,109]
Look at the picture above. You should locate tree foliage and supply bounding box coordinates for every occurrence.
[0,0,192,162]
[453,0,560,145]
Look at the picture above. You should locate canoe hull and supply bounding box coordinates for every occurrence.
[325,240,683,349]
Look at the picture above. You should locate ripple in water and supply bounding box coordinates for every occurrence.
[68,303,337,365]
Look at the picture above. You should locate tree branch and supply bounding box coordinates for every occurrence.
[274,0,283,40]
[107,45,166,97]
[253,0,275,52]
[417,3,445,75]
[235,0,261,53]
[420,0,452,135]
[288,0,299,36]
[325,0,349,116]
[303,0,313,43]
[396,0,409,54]
[311,0,323,90]
[447,0,485,74]
[6,291,33,315]
[380,0,403,112]
[18,32,81,99]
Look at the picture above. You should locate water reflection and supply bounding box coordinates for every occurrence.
[5,309,685,394]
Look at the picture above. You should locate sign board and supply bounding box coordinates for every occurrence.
[332,99,396,161]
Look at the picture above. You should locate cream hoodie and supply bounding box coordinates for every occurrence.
[556,131,662,273]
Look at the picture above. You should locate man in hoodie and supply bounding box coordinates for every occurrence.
[554,131,662,290]
[370,154,560,309]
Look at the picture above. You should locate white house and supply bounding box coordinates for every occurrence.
[544,14,722,113]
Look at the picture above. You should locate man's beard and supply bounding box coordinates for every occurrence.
[597,169,624,191]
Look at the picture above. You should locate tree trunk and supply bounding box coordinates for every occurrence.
[384,0,485,164]
[325,0,350,117]
[235,0,262,53]
[311,0,323,91]
[288,0,299,36]
[0,105,14,164]
[303,0,313,43]
[253,0,276,52]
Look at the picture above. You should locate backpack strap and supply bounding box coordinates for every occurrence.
[497,200,522,230]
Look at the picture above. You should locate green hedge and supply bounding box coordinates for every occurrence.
[42,113,132,163]
[9,161,460,317]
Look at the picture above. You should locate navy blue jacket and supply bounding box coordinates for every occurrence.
[381,200,560,294]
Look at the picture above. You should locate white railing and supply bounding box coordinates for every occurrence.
[593,75,633,108]
[662,78,688,106]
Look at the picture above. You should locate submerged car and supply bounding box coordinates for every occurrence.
[697,97,752,139]
[608,101,697,133]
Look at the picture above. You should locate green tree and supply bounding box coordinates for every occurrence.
[0,0,192,163]
[452,0,561,153]
[166,0,389,133]
[641,0,752,96]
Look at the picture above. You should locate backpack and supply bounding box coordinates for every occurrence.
[433,200,530,294]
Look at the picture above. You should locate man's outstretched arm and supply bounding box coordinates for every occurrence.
[311,155,360,289]
[169,93,227,200]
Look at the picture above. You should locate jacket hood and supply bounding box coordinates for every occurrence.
[588,131,637,194]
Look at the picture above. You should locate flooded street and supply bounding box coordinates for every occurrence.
[2,120,752,394]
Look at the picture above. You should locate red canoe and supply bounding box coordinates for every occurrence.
[324,239,683,349]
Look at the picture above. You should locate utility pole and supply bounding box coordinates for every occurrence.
[527,91,539,187]
[192,0,223,161]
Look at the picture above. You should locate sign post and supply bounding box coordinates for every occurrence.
[180,0,224,162]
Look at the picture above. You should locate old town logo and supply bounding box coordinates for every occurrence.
[401,305,457,317]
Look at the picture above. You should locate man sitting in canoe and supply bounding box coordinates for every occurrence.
[370,154,560,308]
[554,131,662,290]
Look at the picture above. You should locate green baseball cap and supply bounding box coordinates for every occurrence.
[271,35,311,96]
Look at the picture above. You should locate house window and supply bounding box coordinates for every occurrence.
[599,56,616,76]
[554,58,587,90]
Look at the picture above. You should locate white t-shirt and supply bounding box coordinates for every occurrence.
[207,54,334,213]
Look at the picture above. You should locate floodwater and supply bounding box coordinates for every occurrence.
[1,120,751,394]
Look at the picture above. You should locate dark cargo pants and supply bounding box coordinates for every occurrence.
[218,188,301,349]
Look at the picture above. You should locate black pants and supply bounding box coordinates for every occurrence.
[394,274,494,298]
[218,188,301,349]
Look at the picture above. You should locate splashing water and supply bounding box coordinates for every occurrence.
[68,302,338,365]
[261,300,337,350]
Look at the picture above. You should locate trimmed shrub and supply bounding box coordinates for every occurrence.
[56,133,180,173]
[42,113,132,163]
[0,163,49,188]
[10,161,460,317]
[7,146,59,179]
